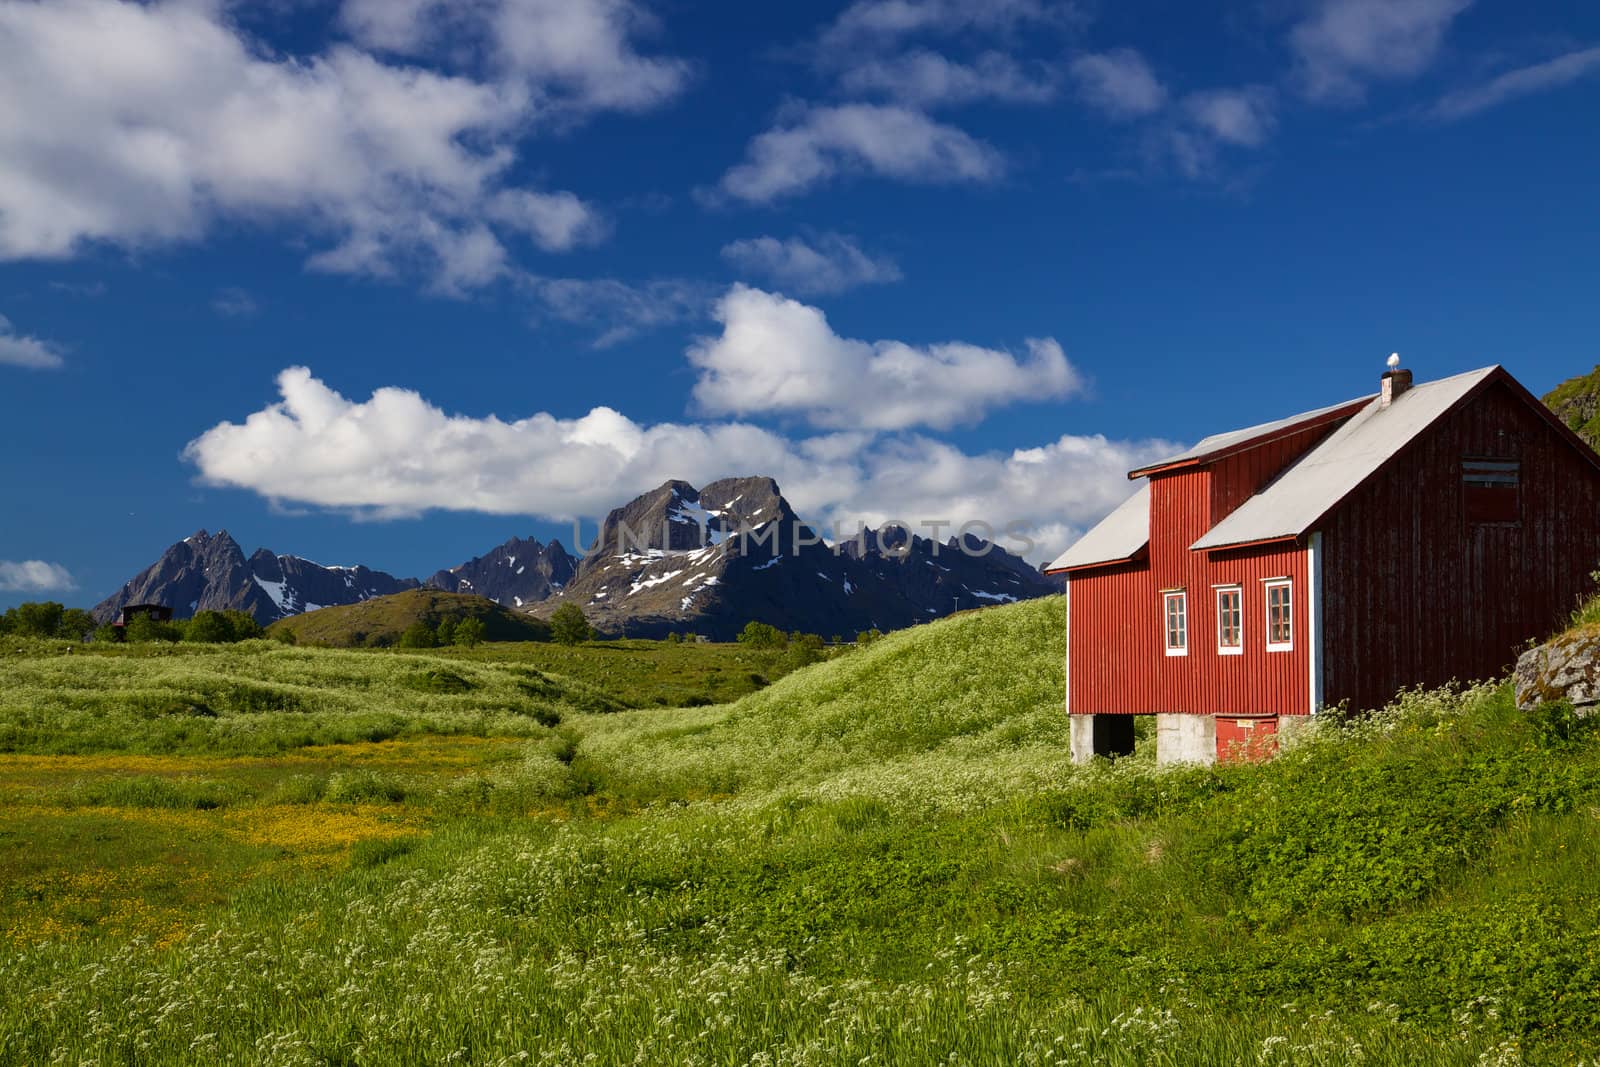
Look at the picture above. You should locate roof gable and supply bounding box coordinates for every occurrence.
[1191,366,1504,551]
[1128,395,1371,479]
[1044,483,1149,573]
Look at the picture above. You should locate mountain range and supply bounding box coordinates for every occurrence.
[92,476,1061,638]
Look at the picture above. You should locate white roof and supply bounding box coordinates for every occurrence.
[1132,396,1370,473]
[1192,366,1499,550]
[1046,483,1150,572]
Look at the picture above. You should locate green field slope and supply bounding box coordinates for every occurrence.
[4,596,1600,1064]
[266,588,551,646]
[1543,363,1600,450]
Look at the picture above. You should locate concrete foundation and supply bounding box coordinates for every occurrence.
[1069,714,1136,764]
[1156,714,1216,766]
[1275,713,1317,751]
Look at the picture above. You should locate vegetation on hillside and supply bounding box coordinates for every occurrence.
[265,589,551,647]
[1542,363,1600,450]
[2,597,1598,1063]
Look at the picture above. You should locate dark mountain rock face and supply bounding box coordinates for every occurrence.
[92,530,419,626]
[535,477,1061,640]
[97,476,1059,638]
[426,537,576,609]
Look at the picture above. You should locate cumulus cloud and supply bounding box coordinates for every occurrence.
[340,0,690,114]
[1430,46,1600,119]
[184,367,1174,564]
[1069,49,1167,119]
[687,286,1079,431]
[835,50,1059,106]
[1290,0,1472,103]
[720,233,902,296]
[715,104,1004,203]
[0,0,627,289]
[0,560,77,593]
[0,314,64,369]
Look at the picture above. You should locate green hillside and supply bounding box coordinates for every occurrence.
[4,596,1600,1063]
[1542,363,1600,450]
[266,588,551,647]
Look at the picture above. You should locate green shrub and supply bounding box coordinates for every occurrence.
[184,610,237,643]
[125,614,181,643]
[57,608,97,641]
[453,617,485,648]
[1529,698,1598,750]
[398,621,437,649]
[549,604,593,646]
[737,621,785,649]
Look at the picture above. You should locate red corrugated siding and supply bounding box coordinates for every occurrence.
[1208,422,1340,525]
[1320,379,1600,714]
[1069,560,1159,713]
[1070,463,1314,717]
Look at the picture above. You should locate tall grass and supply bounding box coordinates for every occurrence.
[3,599,1599,1064]
[0,640,615,755]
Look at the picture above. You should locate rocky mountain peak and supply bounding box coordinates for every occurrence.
[95,534,417,625]
[426,535,577,609]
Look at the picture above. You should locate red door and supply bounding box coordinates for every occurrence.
[1216,716,1279,762]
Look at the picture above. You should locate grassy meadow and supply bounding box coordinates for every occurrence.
[2,598,1599,1064]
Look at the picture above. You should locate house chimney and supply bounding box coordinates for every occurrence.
[1380,353,1412,409]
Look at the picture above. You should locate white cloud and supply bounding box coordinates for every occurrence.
[0,560,77,593]
[820,0,1076,51]
[686,285,1080,431]
[1290,0,1472,103]
[0,0,615,289]
[716,104,1004,203]
[1182,87,1276,147]
[835,50,1059,106]
[1147,86,1277,179]
[1430,45,1600,120]
[720,233,902,296]
[489,190,610,251]
[1069,50,1167,119]
[212,288,260,318]
[184,366,1174,564]
[340,0,690,114]
[0,314,64,369]
[521,274,714,347]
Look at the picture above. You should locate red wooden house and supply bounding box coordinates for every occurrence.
[1045,363,1600,765]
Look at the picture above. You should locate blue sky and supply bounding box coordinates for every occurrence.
[2,0,1598,609]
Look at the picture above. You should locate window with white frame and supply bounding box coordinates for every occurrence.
[1163,591,1188,655]
[1215,586,1242,654]
[1265,580,1293,651]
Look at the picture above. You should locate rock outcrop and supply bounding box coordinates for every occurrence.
[1513,626,1600,712]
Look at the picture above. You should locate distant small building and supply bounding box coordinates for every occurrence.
[1046,363,1600,765]
[113,603,174,628]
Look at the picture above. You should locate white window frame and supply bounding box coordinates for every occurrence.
[1215,585,1243,655]
[1265,579,1293,652]
[1163,590,1188,656]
